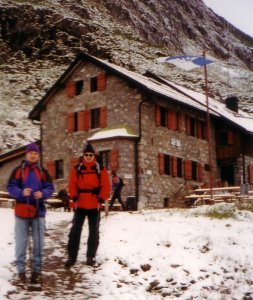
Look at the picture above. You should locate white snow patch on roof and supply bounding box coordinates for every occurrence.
[88,128,138,141]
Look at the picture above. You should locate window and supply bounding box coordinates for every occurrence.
[55,159,64,179]
[186,115,203,138]
[46,160,64,180]
[99,150,111,170]
[90,77,97,92]
[164,154,171,175]
[192,161,197,181]
[155,105,182,132]
[90,73,107,92]
[76,80,84,95]
[67,107,107,133]
[160,107,167,127]
[91,108,100,129]
[177,157,183,178]
[218,132,228,146]
[218,130,234,146]
[66,80,84,97]
[190,117,196,136]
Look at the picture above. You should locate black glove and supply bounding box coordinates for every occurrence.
[92,187,100,195]
[98,196,104,204]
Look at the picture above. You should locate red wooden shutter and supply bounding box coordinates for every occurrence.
[99,106,107,128]
[155,105,161,126]
[46,161,55,180]
[184,160,192,180]
[248,164,253,184]
[228,130,234,145]
[77,111,85,131]
[171,156,177,177]
[111,149,119,171]
[197,163,203,181]
[66,80,75,97]
[97,73,106,91]
[67,113,74,133]
[185,116,191,135]
[168,110,177,130]
[177,112,182,132]
[70,158,79,173]
[158,153,164,175]
[83,110,90,131]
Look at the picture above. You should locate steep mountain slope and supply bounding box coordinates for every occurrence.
[0,0,252,153]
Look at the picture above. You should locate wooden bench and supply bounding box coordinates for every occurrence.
[184,186,249,207]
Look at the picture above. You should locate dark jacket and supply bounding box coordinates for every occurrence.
[7,160,54,217]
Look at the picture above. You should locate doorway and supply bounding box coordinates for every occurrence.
[220,165,235,185]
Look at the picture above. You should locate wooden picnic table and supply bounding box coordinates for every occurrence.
[184,185,253,207]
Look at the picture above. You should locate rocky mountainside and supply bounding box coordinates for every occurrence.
[0,0,252,153]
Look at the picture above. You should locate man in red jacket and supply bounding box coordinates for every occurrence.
[65,143,110,268]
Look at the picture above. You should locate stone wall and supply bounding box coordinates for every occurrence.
[40,62,141,196]
[137,101,218,209]
[0,155,26,191]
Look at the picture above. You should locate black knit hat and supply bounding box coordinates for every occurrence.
[83,143,95,154]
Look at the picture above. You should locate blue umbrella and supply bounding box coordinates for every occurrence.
[157,55,215,71]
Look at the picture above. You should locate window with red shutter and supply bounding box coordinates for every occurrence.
[158,153,164,175]
[111,149,119,171]
[155,105,161,126]
[66,80,76,98]
[97,73,106,91]
[248,164,253,184]
[46,161,55,180]
[184,160,192,180]
[99,106,107,128]
[67,113,75,133]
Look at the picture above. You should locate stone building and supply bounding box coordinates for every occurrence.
[2,53,253,208]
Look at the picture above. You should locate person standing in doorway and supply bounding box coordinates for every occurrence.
[7,143,54,285]
[109,171,125,210]
[65,143,110,268]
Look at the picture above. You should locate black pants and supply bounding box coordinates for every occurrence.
[109,190,125,209]
[67,208,100,261]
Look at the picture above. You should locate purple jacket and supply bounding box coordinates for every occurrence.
[7,160,54,217]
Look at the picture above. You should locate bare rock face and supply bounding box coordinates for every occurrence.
[0,0,252,152]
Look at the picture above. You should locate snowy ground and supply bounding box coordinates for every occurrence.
[1,204,253,299]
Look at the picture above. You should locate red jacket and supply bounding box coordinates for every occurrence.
[69,159,110,209]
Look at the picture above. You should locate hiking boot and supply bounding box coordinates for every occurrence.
[18,272,26,283]
[31,271,41,284]
[64,259,76,269]
[86,257,95,266]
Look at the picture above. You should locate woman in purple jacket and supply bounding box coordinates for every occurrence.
[7,143,54,285]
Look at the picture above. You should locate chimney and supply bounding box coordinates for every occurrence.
[225,96,239,113]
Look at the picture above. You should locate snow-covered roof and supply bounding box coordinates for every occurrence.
[87,128,138,141]
[95,57,253,134]
[29,53,253,134]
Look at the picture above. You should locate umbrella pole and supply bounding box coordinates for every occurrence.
[203,51,213,200]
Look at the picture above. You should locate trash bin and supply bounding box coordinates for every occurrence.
[164,197,170,208]
[126,196,136,211]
